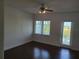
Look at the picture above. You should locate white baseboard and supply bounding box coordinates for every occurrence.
[4,39,32,51]
[33,40,79,51]
[4,39,79,51]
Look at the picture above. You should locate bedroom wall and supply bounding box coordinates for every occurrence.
[4,5,33,50]
[33,12,79,51]
[0,0,4,59]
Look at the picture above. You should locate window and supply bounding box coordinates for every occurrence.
[43,21,50,35]
[35,21,50,35]
[62,22,72,45]
[35,21,42,34]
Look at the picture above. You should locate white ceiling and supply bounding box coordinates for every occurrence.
[5,0,79,14]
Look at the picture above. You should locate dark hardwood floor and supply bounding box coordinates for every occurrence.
[4,41,79,59]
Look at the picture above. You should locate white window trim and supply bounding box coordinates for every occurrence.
[61,21,72,47]
[34,20,51,36]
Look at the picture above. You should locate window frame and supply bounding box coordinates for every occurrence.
[43,21,51,35]
[34,20,51,36]
[60,21,72,47]
[34,21,42,34]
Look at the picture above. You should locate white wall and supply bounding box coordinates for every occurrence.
[33,12,79,51]
[4,5,33,50]
[0,0,4,59]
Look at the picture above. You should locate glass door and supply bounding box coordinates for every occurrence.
[62,22,72,45]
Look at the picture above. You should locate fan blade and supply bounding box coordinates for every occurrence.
[46,9,53,12]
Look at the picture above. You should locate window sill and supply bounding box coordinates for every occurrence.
[33,34,50,37]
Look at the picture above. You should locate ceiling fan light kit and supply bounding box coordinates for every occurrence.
[38,10,46,14]
[38,4,53,14]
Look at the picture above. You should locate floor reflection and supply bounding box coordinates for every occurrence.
[59,49,70,59]
[34,48,50,59]
[34,48,41,59]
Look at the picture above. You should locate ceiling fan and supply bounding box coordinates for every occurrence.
[38,4,53,14]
